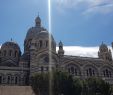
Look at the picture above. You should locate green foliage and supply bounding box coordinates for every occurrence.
[31,73,49,95]
[31,72,112,95]
[53,71,81,95]
[82,77,112,95]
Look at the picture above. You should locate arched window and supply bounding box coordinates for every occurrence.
[71,67,74,74]
[39,40,42,48]
[103,69,112,78]
[15,51,18,57]
[15,76,18,84]
[68,65,79,76]
[7,76,11,84]
[86,68,95,77]
[45,41,48,47]
[9,50,12,56]
[4,50,6,56]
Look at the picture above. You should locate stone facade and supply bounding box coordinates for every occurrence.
[0,16,113,85]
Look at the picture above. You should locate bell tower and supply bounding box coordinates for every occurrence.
[58,41,64,57]
[98,42,112,62]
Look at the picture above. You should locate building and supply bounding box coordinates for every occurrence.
[0,16,113,85]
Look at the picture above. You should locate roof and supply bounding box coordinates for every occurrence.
[63,55,104,63]
[1,41,20,50]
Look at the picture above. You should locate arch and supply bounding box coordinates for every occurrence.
[14,74,19,84]
[37,52,58,65]
[65,63,81,76]
[15,76,18,84]
[83,64,99,77]
[15,51,18,57]
[39,40,42,48]
[9,50,12,56]
[7,74,12,84]
[100,65,113,78]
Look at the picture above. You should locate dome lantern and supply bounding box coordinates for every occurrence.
[35,16,41,27]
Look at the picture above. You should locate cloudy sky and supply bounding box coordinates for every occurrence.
[0,0,113,57]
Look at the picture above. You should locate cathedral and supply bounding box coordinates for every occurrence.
[0,16,113,86]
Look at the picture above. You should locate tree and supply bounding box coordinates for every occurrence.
[31,72,112,95]
[83,77,112,95]
[31,73,49,95]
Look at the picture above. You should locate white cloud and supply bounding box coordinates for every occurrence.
[57,46,113,58]
[83,2,113,15]
[54,0,113,15]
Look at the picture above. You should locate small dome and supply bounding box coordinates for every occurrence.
[0,41,21,66]
[1,41,20,50]
[99,42,108,52]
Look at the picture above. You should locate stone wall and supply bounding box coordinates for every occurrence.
[0,86,35,95]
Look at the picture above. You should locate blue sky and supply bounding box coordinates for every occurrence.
[0,0,113,54]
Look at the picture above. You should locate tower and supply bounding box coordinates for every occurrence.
[58,41,64,57]
[98,42,112,62]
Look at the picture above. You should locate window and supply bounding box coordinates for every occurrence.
[103,69,112,78]
[15,76,18,84]
[41,66,43,72]
[46,41,48,47]
[4,50,6,56]
[86,68,95,77]
[15,51,18,57]
[71,67,74,74]
[9,50,12,56]
[7,76,11,84]
[39,40,42,48]
[44,56,49,63]
[68,66,78,76]
[0,76,2,84]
